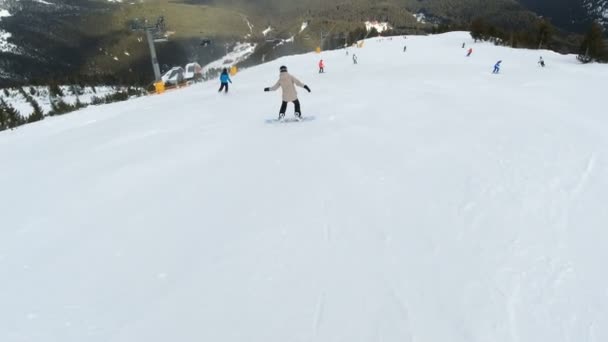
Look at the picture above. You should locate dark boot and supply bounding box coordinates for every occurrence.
[293,100,302,118]
[279,101,288,120]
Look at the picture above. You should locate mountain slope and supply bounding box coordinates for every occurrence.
[519,0,608,32]
[0,0,260,86]
[1,32,607,342]
[0,0,557,86]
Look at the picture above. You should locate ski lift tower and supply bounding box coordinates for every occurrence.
[320,30,328,50]
[132,16,169,82]
[319,24,337,51]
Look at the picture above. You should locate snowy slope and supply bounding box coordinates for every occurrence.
[1,32,607,342]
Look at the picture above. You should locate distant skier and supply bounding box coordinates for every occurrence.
[319,59,325,73]
[538,56,545,67]
[466,48,473,57]
[493,60,502,74]
[264,65,311,120]
[403,45,407,52]
[353,54,358,64]
[218,68,232,93]
[462,42,466,48]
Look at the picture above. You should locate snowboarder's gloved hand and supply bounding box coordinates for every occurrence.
[264,87,270,92]
[304,85,311,93]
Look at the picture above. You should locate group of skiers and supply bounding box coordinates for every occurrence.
[214,37,550,120]
[461,42,546,73]
[491,57,545,74]
[217,65,311,120]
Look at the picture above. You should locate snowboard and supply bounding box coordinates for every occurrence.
[265,116,315,124]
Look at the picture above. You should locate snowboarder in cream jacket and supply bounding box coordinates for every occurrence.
[264,65,311,120]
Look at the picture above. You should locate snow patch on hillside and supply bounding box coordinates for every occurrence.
[243,16,253,33]
[273,36,295,48]
[413,13,427,24]
[0,30,16,52]
[0,8,18,53]
[584,0,608,24]
[262,26,273,37]
[0,86,128,118]
[202,42,256,73]
[241,15,254,38]
[300,21,308,33]
[365,20,392,33]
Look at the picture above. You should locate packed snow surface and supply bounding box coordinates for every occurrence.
[1,32,607,342]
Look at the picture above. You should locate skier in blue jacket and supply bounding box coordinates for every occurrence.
[218,68,232,93]
[493,60,502,74]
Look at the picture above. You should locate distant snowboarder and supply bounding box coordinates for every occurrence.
[353,54,358,64]
[403,45,407,52]
[218,68,232,93]
[538,56,545,67]
[462,42,466,48]
[493,60,502,74]
[264,65,311,120]
[466,48,473,57]
[319,59,325,73]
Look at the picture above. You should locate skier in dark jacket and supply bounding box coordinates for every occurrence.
[538,56,546,67]
[218,68,232,93]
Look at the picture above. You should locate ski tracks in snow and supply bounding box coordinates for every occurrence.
[323,222,332,244]
[312,292,326,338]
[388,287,414,342]
[571,152,597,197]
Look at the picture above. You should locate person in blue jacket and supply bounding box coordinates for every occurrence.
[493,60,502,74]
[218,68,232,93]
